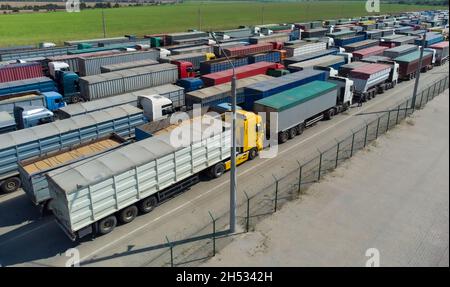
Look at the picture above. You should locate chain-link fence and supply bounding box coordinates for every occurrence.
[79,75,449,267]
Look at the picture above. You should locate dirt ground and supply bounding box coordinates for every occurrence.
[204,91,450,267]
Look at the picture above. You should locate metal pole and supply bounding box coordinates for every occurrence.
[211,33,237,233]
[410,30,427,109]
[101,7,106,38]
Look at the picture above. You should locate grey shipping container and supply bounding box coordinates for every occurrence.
[343,39,379,52]
[57,84,185,119]
[100,59,159,73]
[0,92,45,115]
[46,116,230,239]
[78,50,160,76]
[170,45,212,55]
[185,74,272,108]
[215,28,253,38]
[0,105,145,193]
[166,31,209,45]
[383,44,418,58]
[79,63,178,101]
[249,33,290,44]
[18,134,128,206]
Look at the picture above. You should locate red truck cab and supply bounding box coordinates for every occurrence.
[172,60,195,79]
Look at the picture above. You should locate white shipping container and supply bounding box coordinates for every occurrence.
[284,42,327,57]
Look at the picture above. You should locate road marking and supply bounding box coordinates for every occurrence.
[79,75,424,263]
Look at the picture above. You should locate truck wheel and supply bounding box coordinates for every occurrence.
[248,148,258,160]
[97,215,117,235]
[118,205,138,224]
[210,162,225,179]
[0,177,21,193]
[278,131,289,144]
[138,196,158,214]
[324,108,335,120]
[296,123,305,135]
[288,127,297,139]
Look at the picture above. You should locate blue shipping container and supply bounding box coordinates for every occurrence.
[176,78,204,92]
[0,77,57,97]
[334,34,367,47]
[248,51,281,64]
[200,57,249,74]
[415,33,444,47]
[243,69,327,110]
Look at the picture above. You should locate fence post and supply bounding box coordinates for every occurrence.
[317,150,323,181]
[244,191,250,232]
[208,211,216,257]
[405,99,409,118]
[419,89,425,109]
[395,104,401,125]
[166,236,174,267]
[350,132,355,158]
[273,175,279,213]
[375,116,381,139]
[335,141,341,168]
[430,83,436,101]
[363,124,369,148]
[296,160,303,195]
[386,110,391,132]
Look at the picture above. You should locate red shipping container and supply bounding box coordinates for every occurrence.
[379,41,396,48]
[201,62,284,86]
[429,41,449,49]
[352,45,389,60]
[223,43,273,58]
[349,63,391,79]
[0,62,43,83]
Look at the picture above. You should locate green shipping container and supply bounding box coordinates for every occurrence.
[394,50,433,63]
[254,81,337,111]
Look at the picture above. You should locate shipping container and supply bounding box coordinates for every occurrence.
[348,63,392,95]
[100,59,158,73]
[200,57,249,74]
[46,115,232,239]
[0,77,57,97]
[338,61,370,77]
[0,91,49,115]
[170,45,212,55]
[161,52,207,70]
[166,31,209,45]
[243,69,327,110]
[171,38,209,46]
[78,50,160,76]
[383,44,418,58]
[249,33,290,44]
[0,111,16,133]
[415,32,444,47]
[429,41,449,65]
[201,62,282,87]
[223,43,273,58]
[0,105,145,193]
[57,84,184,119]
[79,63,178,101]
[301,28,327,38]
[327,30,356,39]
[283,48,340,66]
[288,55,346,71]
[213,42,247,57]
[284,42,327,58]
[390,36,418,46]
[19,134,128,206]
[64,36,130,47]
[185,74,272,108]
[248,51,281,64]
[394,51,434,80]
[214,28,253,38]
[343,39,379,52]
[0,62,43,83]
[1,46,77,62]
[253,81,338,142]
[333,34,367,47]
[360,56,392,63]
[47,50,121,74]
[353,46,389,60]
[363,29,383,39]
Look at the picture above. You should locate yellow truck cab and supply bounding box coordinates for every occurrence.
[206,53,216,61]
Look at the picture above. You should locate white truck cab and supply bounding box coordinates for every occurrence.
[48,62,70,79]
[328,76,354,109]
[158,48,171,58]
[139,95,174,122]
[424,47,437,64]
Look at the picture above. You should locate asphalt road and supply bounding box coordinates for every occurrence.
[0,63,448,267]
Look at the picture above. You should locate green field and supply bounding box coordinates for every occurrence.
[0,1,447,47]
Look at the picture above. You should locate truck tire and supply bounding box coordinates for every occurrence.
[296,123,305,135]
[278,131,289,144]
[97,215,117,235]
[209,162,225,179]
[248,148,258,160]
[288,127,298,139]
[138,196,158,214]
[0,177,21,194]
[323,108,335,120]
[118,205,138,224]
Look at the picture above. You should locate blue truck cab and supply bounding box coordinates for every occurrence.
[41,91,66,111]
[176,78,204,92]
[55,70,81,103]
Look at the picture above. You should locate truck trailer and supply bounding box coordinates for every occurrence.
[0,105,145,193]
[46,111,263,240]
[253,81,339,144]
[394,50,434,81]
[348,63,397,101]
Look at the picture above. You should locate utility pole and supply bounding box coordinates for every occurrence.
[210,33,237,233]
[411,30,427,109]
[261,5,264,25]
[101,6,106,38]
[198,8,201,31]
